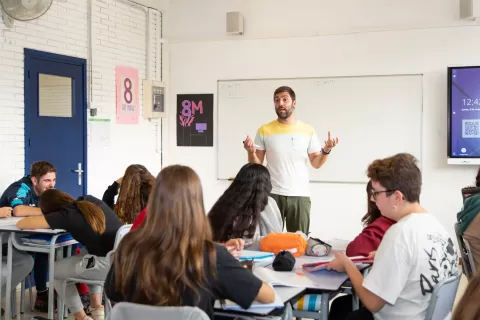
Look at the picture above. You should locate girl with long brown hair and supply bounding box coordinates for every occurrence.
[102,164,155,224]
[105,165,275,319]
[17,190,123,320]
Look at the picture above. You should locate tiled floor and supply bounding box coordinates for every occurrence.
[3,274,471,320]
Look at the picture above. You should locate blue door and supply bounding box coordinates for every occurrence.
[24,49,87,197]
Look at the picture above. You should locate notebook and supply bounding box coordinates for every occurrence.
[238,250,274,261]
[21,234,73,245]
[302,256,373,272]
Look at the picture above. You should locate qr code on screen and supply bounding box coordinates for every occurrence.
[462,119,480,138]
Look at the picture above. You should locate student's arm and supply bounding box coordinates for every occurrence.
[214,245,275,308]
[13,206,42,217]
[0,207,12,218]
[102,180,121,209]
[255,282,276,304]
[3,184,42,216]
[18,209,71,231]
[327,253,386,312]
[16,216,50,229]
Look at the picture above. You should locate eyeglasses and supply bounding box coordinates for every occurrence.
[370,189,395,200]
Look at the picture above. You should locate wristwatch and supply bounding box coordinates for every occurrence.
[321,148,331,155]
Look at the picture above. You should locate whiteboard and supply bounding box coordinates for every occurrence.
[217,74,423,183]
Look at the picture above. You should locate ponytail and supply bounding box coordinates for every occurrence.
[74,200,106,234]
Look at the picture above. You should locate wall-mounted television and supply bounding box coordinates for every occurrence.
[448,66,480,165]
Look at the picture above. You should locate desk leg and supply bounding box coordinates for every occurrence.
[47,238,58,320]
[283,303,293,320]
[20,279,25,313]
[320,293,329,320]
[5,233,13,320]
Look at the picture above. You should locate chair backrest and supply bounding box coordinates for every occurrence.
[114,224,133,249]
[464,238,477,276]
[107,302,210,320]
[454,222,474,279]
[424,271,462,320]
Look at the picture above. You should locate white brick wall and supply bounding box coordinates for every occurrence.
[0,0,162,197]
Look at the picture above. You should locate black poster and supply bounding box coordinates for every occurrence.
[176,94,214,147]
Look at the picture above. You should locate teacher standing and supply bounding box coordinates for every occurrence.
[244,86,338,233]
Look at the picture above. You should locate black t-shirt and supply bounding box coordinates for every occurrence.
[104,243,263,319]
[44,195,123,257]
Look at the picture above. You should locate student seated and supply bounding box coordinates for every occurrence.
[104,165,275,319]
[346,180,396,257]
[17,189,123,320]
[293,180,395,313]
[458,167,480,271]
[327,153,459,320]
[450,270,480,320]
[0,161,56,311]
[208,163,283,249]
[1,249,34,302]
[102,164,155,224]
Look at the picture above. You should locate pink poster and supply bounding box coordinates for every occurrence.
[116,66,139,124]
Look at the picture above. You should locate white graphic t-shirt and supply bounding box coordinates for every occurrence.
[363,213,459,320]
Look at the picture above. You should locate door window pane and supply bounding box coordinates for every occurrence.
[39,74,72,117]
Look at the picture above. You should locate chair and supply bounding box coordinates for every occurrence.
[56,224,133,319]
[107,302,210,320]
[424,271,462,320]
[454,222,476,279]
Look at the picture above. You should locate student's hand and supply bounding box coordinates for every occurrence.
[243,136,256,154]
[0,207,12,218]
[326,253,350,272]
[225,238,245,251]
[116,177,123,185]
[367,251,376,259]
[227,247,242,259]
[323,131,339,153]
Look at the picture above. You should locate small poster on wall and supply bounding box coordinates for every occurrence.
[116,66,139,124]
[177,94,214,147]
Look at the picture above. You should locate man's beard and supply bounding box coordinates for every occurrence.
[276,108,292,119]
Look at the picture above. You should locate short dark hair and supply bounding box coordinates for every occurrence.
[30,161,56,180]
[274,86,296,101]
[367,153,421,203]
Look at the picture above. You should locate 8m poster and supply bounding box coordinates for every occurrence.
[176,94,214,147]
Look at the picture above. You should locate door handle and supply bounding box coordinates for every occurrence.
[71,163,83,186]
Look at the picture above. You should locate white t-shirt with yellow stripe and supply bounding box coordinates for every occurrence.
[254,120,321,197]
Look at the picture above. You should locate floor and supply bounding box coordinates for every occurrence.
[3,274,470,319]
